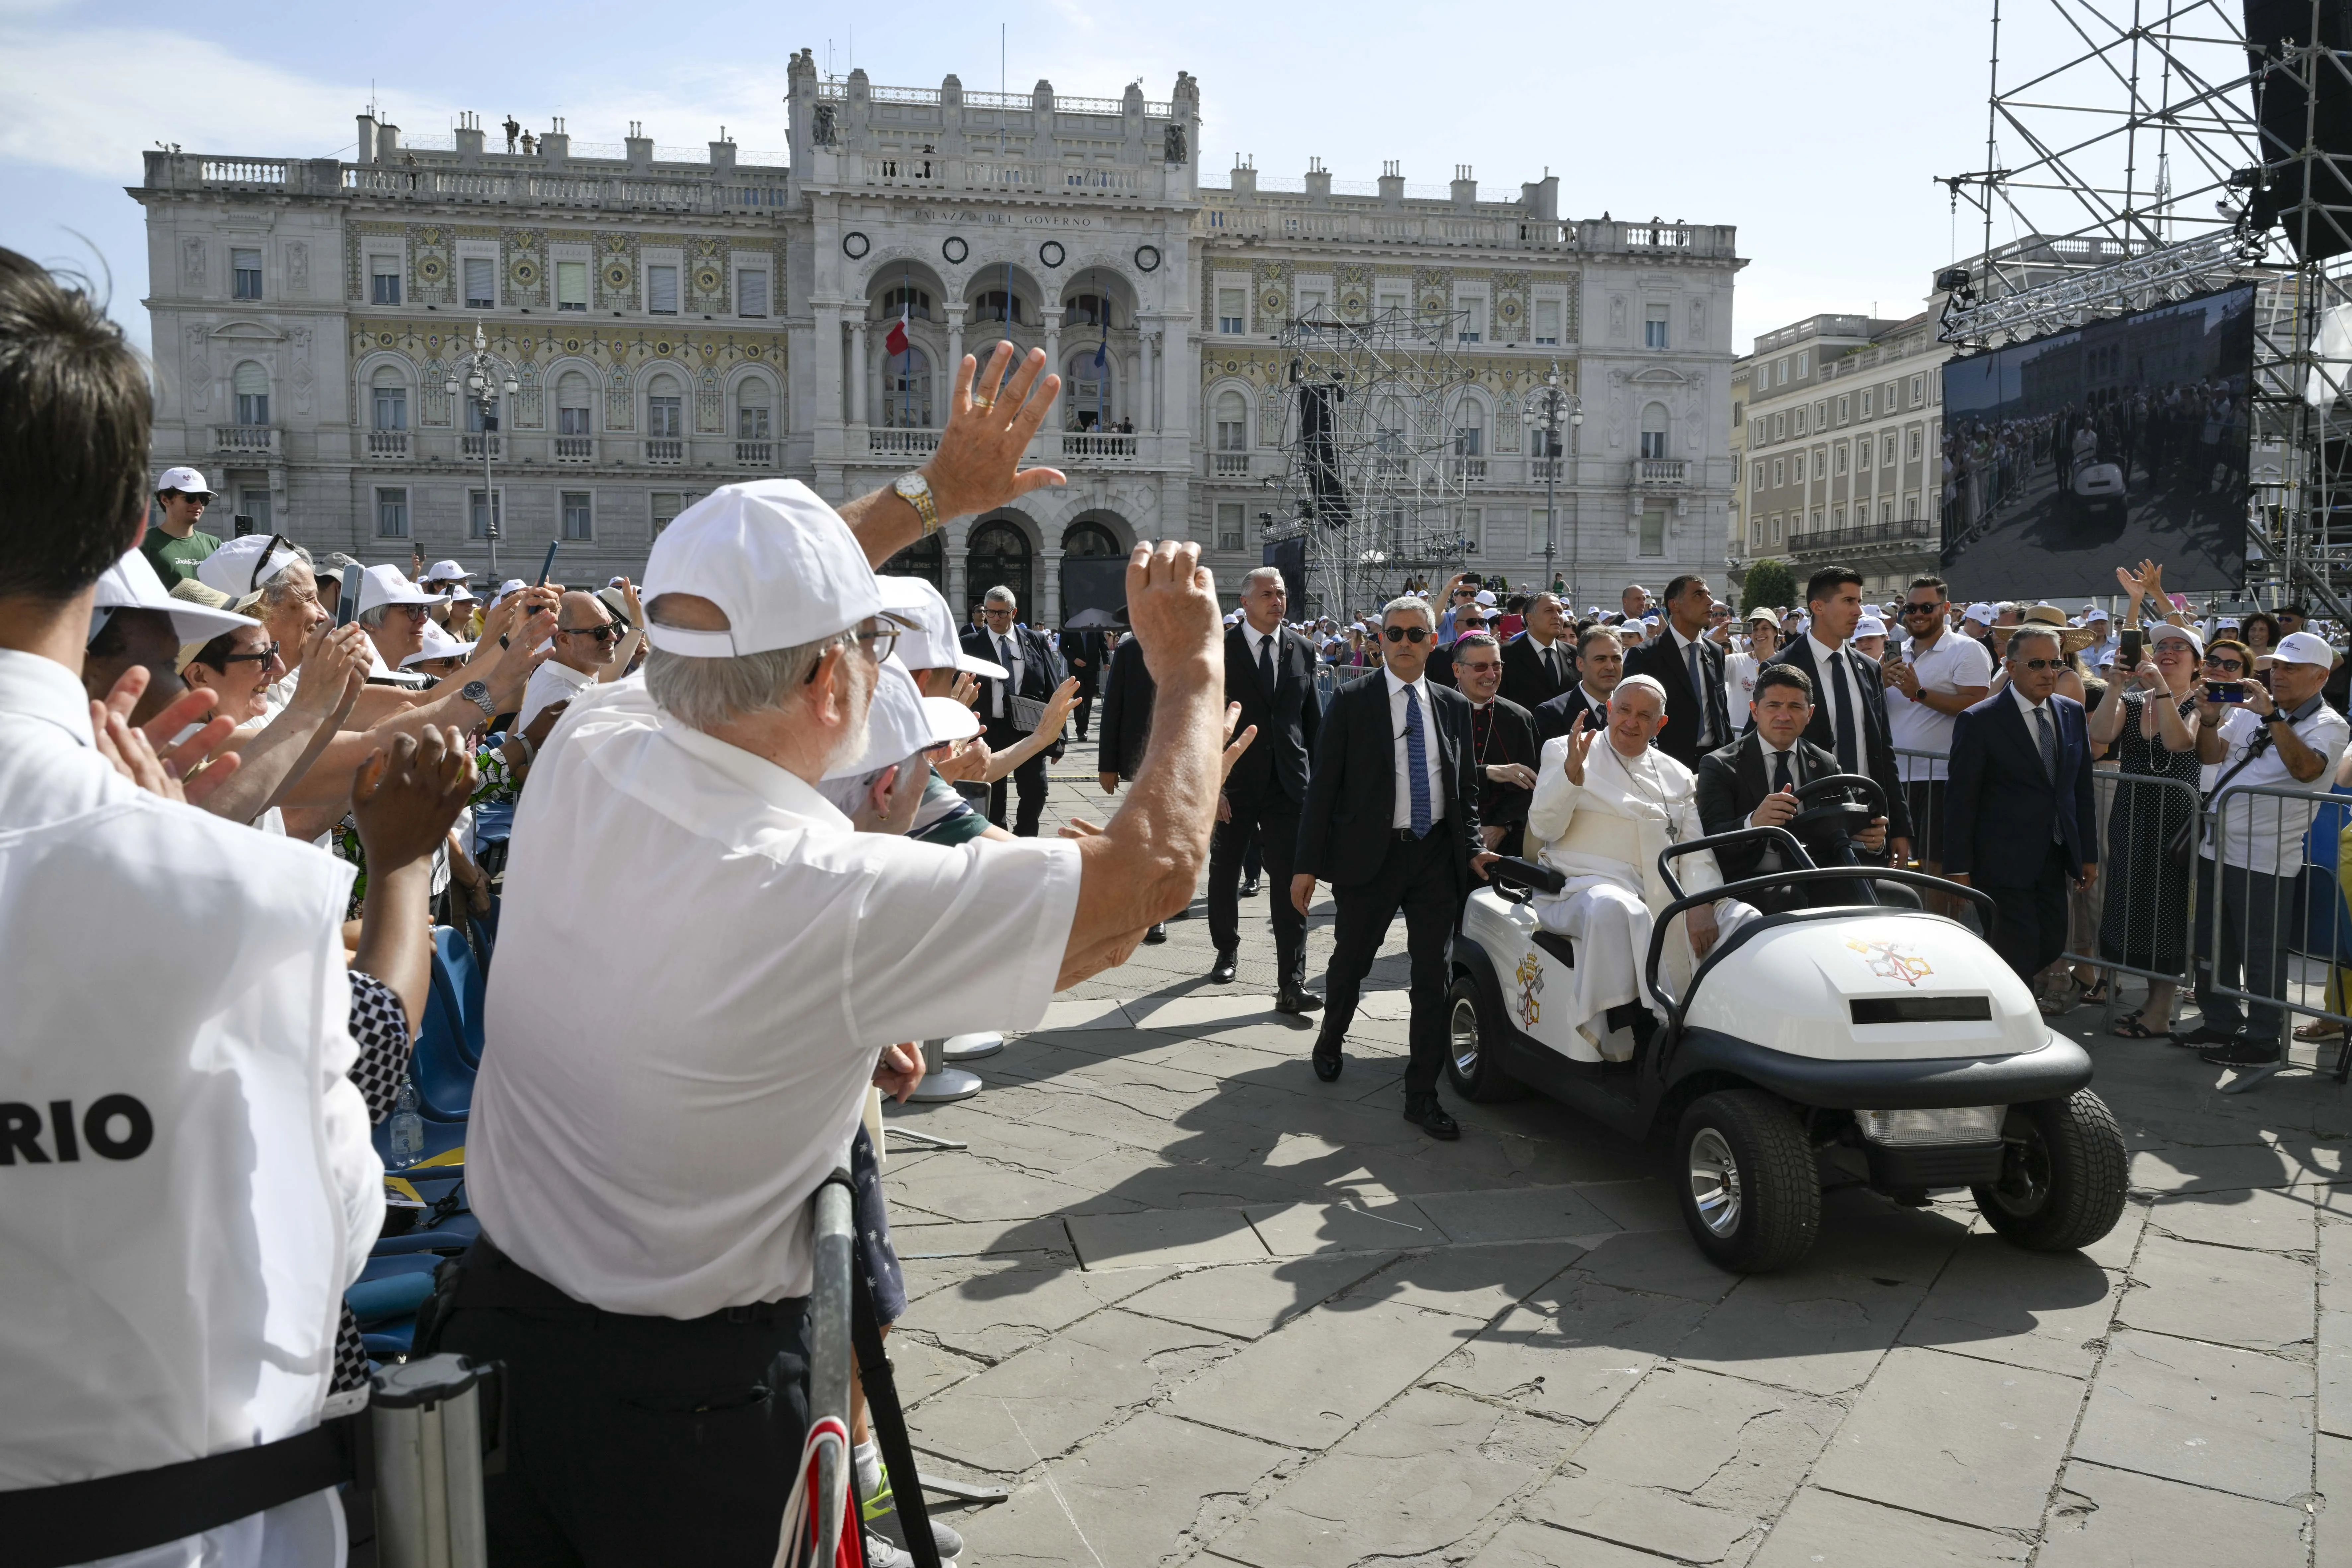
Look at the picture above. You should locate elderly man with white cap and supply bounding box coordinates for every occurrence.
[438,344,1230,1564]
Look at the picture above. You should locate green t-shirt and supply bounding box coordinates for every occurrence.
[141,527,222,584]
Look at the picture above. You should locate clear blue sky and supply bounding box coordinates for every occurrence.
[0,0,2159,357]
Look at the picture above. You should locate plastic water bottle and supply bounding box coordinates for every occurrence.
[388,1077,424,1168]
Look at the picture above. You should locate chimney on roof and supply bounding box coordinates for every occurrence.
[1305,156,1330,200]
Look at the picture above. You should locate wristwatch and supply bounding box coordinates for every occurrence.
[460,679,496,719]
[893,471,942,535]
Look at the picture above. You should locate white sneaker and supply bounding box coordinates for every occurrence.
[862,1530,917,1568]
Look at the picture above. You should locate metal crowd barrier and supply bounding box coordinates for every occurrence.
[2204,782,2352,1085]
[805,1176,858,1566]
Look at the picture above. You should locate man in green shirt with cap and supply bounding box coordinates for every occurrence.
[140,465,221,584]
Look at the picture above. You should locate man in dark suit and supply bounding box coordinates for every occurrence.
[1095,631,1171,942]
[1210,568,1323,1010]
[1449,632,1541,859]
[1942,625,2099,984]
[1294,597,1495,1139]
[1533,624,1626,743]
[1695,664,1889,912]
[962,585,1064,836]
[1626,573,1734,769]
[1499,592,1577,712]
[1064,625,1102,740]
[1759,565,1914,861]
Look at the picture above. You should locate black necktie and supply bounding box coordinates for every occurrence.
[1258,631,1277,696]
[1828,651,1860,774]
[1772,747,1793,795]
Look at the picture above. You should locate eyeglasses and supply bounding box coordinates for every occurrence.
[560,622,623,642]
[1455,620,1487,632]
[1902,601,1943,615]
[2015,657,2062,671]
[217,641,281,667]
[392,603,431,620]
[1455,658,1501,673]
[1383,625,1432,643]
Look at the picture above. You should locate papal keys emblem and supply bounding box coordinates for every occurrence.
[1845,937,1934,987]
[1514,948,1546,1028]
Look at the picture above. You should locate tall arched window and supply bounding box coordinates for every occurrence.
[1640,402,1670,460]
[1453,398,1484,457]
[882,345,932,428]
[967,519,1032,616]
[878,285,932,322]
[557,372,592,436]
[233,361,269,426]
[1215,389,1248,452]
[370,366,406,431]
[1062,521,1120,557]
[737,377,772,440]
[647,373,683,438]
[971,289,1024,326]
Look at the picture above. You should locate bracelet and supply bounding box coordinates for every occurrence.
[511,733,536,765]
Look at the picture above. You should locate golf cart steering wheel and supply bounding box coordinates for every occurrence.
[1783,772,1886,842]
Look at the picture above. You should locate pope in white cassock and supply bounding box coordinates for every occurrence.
[1524,674,1759,1058]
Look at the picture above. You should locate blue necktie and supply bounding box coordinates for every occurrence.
[1404,684,1433,838]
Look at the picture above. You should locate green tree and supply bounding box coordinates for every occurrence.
[1741,557,1796,617]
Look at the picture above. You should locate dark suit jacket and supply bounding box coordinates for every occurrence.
[1499,631,1577,712]
[1094,638,1155,781]
[961,622,1063,720]
[1627,628,1731,770]
[1943,690,2098,884]
[1296,672,1483,895]
[1759,635,1914,842]
[1224,622,1320,809]
[1533,682,1605,745]
[1469,696,1540,838]
[1694,732,1845,882]
[1063,629,1102,695]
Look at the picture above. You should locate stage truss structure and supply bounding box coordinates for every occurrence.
[1935,0,2352,618]
[1262,308,1482,619]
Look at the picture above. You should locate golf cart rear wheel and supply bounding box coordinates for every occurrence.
[1444,975,1527,1103]
[1971,1090,2128,1253]
[1673,1090,1820,1273]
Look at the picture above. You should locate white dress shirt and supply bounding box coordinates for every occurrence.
[1242,621,1279,677]
[518,655,598,732]
[1384,667,1448,830]
[1523,631,1570,689]
[0,648,378,1558]
[1667,623,1723,749]
[1808,632,1868,759]
[471,678,1083,1315]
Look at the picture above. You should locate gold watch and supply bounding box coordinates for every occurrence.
[893,471,942,535]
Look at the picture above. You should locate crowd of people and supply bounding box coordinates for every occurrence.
[7,232,2352,1567]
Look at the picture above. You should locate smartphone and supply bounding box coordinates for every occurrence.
[536,541,561,587]
[333,576,359,629]
[2206,679,2248,703]
[2118,627,2143,668]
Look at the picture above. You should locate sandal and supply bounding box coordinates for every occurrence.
[2295,1018,2348,1043]
[2079,980,2110,1005]
[2110,1010,2164,1039]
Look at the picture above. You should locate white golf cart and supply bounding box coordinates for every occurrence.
[1449,774,2127,1272]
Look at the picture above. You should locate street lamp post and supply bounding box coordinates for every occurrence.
[1519,362,1582,604]
[444,322,521,580]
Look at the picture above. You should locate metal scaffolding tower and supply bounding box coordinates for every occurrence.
[1263,307,1481,619]
[1935,0,2352,618]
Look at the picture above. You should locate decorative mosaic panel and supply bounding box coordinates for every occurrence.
[504,229,546,310]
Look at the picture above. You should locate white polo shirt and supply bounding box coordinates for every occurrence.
[0,648,378,1555]
[1886,630,1995,781]
[470,678,1082,1315]
[2203,698,2352,875]
[517,656,597,732]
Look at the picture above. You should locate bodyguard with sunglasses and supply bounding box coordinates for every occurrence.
[1942,625,2099,989]
[1294,595,1497,1137]
[518,584,643,732]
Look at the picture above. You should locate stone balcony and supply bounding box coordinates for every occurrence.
[1634,458,1690,485]
[213,424,276,454]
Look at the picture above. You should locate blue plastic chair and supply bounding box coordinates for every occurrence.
[433,925,487,1067]
[371,1114,464,1174]
[408,963,474,1123]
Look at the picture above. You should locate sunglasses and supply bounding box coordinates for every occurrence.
[1455,659,1501,673]
[1384,625,1432,643]
[561,622,624,642]
[2205,656,2245,673]
[1902,601,1943,615]
[2014,657,2063,671]
[217,641,281,667]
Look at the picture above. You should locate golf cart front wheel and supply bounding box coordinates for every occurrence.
[1444,975,1527,1103]
[1673,1090,1820,1273]
[1971,1090,2127,1253]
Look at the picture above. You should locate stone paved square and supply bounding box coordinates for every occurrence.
[868,777,2352,1564]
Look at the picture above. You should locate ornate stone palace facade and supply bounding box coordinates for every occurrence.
[133,54,1743,621]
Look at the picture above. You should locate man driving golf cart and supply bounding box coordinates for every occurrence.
[1525,675,1761,1061]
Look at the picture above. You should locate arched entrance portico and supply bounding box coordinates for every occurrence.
[1059,518,1127,625]
[966,515,1033,621]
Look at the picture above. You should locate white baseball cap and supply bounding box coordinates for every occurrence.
[1963,602,1996,626]
[2082,604,2109,622]
[154,466,215,498]
[195,533,303,597]
[420,559,474,584]
[355,564,436,616]
[821,657,983,780]
[88,547,256,645]
[1473,589,1498,607]
[2149,622,2204,657]
[402,621,478,667]
[1854,615,1888,638]
[487,578,529,607]
[2273,630,2338,669]
[882,575,1009,679]
[642,479,894,658]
